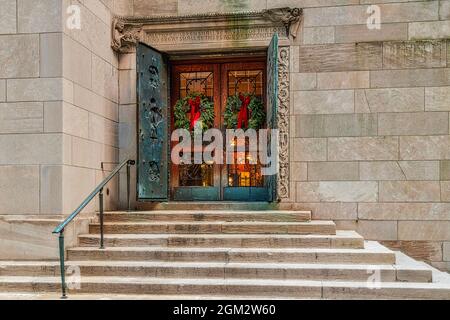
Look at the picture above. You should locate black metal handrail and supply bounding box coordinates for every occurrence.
[52,159,135,298]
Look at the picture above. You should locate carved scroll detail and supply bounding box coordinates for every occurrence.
[277,46,290,199]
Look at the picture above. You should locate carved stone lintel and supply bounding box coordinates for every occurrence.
[263,7,303,39]
[111,7,302,53]
[277,46,290,199]
[111,19,143,53]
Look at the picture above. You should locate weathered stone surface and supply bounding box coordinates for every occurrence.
[88,113,119,147]
[297,114,377,137]
[72,136,118,170]
[383,40,446,69]
[0,80,5,102]
[134,0,178,16]
[442,181,450,202]
[0,102,43,134]
[336,23,407,43]
[441,161,450,181]
[178,0,265,14]
[371,68,450,88]
[308,162,359,181]
[303,27,334,45]
[119,70,137,104]
[360,160,439,181]
[7,78,63,102]
[382,241,443,262]
[0,166,39,214]
[73,84,118,122]
[378,112,449,136]
[292,73,316,90]
[62,165,97,214]
[356,221,397,241]
[360,162,405,181]
[399,221,450,241]
[0,0,17,34]
[40,165,62,215]
[0,34,39,78]
[268,0,359,9]
[291,162,307,181]
[362,159,438,181]
[18,0,62,33]
[119,53,136,71]
[359,203,450,221]
[379,181,441,202]
[92,55,119,103]
[292,202,358,220]
[83,0,112,25]
[293,90,354,114]
[292,138,327,162]
[63,35,92,88]
[400,136,450,160]
[355,88,424,113]
[0,134,63,165]
[40,33,62,77]
[399,161,440,181]
[317,71,369,89]
[298,43,382,72]
[425,87,450,111]
[297,181,378,202]
[328,137,399,161]
[409,20,450,40]
[444,242,450,261]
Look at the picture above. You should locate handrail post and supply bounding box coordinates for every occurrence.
[99,188,104,249]
[127,161,131,212]
[58,230,67,299]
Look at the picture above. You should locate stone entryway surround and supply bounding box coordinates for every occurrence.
[113,7,300,203]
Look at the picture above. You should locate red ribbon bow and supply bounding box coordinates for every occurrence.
[189,96,201,130]
[237,94,251,129]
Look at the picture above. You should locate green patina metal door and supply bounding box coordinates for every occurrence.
[266,33,279,202]
[137,43,169,201]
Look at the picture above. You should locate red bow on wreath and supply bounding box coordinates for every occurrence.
[237,94,251,129]
[189,96,201,130]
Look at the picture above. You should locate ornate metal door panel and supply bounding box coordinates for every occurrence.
[266,33,279,202]
[137,43,169,200]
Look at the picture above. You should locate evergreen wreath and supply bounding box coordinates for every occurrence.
[224,93,266,130]
[174,92,215,132]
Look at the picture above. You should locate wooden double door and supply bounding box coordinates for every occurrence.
[136,34,279,202]
[170,59,268,201]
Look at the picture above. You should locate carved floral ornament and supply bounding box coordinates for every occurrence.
[111,7,302,53]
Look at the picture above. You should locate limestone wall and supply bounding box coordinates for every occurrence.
[0,0,119,259]
[117,0,450,271]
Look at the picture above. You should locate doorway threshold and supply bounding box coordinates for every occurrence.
[136,201,277,211]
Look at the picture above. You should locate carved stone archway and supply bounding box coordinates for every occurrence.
[111,8,302,200]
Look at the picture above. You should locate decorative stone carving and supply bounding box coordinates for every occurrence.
[277,46,290,199]
[111,7,302,53]
[111,19,143,53]
[263,7,302,39]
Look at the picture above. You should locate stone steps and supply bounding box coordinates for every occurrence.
[78,230,363,249]
[67,242,396,265]
[89,221,336,235]
[0,276,449,299]
[0,260,432,282]
[101,210,312,222]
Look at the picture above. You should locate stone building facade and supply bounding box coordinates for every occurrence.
[0,0,449,272]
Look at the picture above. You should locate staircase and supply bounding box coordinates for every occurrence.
[1,207,450,299]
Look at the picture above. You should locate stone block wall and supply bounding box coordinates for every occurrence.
[285,0,450,272]
[117,0,450,271]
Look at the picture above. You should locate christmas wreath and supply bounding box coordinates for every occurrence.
[224,93,266,130]
[174,93,215,132]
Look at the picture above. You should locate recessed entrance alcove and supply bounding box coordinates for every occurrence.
[112,8,302,204]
